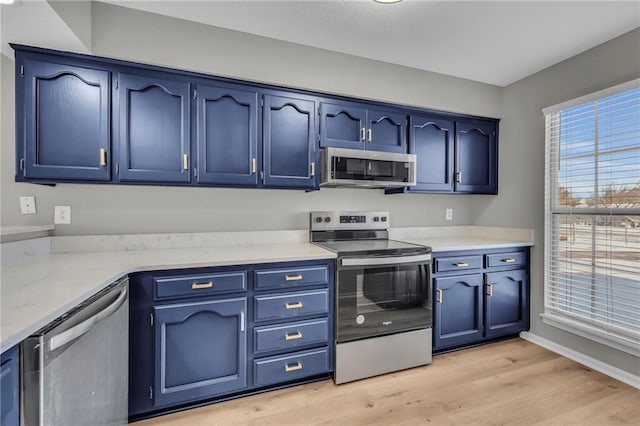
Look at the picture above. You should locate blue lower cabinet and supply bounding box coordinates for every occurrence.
[254,290,329,322]
[253,348,330,388]
[485,269,529,339]
[153,298,247,407]
[434,274,484,351]
[254,318,329,355]
[1,346,20,426]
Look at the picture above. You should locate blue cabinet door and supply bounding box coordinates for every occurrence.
[408,115,454,192]
[1,346,19,426]
[367,108,407,153]
[485,269,529,339]
[22,60,110,181]
[263,95,317,189]
[455,121,497,194]
[319,102,366,150]
[117,73,191,183]
[154,298,246,407]
[196,84,259,186]
[434,274,484,350]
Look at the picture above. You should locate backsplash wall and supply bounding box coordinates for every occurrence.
[1,3,501,235]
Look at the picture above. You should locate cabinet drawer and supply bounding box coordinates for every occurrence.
[154,271,247,299]
[486,252,527,268]
[254,290,329,322]
[435,255,483,273]
[254,318,329,355]
[255,265,329,290]
[253,348,330,387]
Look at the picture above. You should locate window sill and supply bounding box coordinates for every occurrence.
[540,312,640,357]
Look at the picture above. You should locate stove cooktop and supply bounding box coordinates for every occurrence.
[313,239,430,257]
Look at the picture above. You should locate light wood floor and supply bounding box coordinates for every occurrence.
[136,339,639,425]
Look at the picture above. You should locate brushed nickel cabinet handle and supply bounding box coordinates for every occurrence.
[252,158,257,174]
[367,128,372,142]
[285,274,303,282]
[436,288,443,304]
[455,171,463,184]
[361,127,366,141]
[310,162,315,177]
[192,282,213,290]
[285,362,303,372]
[285,331,303,341]
[454,262,469,268]
[502,258,516,263]
[285,302,304,309]
[183,154,189,170]
[487,283,494,297]
[99,148,107,166]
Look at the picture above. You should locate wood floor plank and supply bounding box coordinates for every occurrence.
[135,339,638,426]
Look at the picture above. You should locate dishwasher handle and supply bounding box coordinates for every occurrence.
[48,287,128,352]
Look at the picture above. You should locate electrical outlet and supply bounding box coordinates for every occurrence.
[54,205,71,224]
[19,196,36,214]
[445,208,453,221]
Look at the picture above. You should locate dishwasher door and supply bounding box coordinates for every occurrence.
[22,278,129,426]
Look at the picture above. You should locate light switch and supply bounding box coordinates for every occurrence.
[54,206,71,224]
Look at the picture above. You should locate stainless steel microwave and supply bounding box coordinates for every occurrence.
[320,147,417,188]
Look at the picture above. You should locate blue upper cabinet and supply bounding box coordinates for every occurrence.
[196,84,259,186]
[116,73,191,183]
[455,120,498,194]
[320,102,407,153]
[319,102,366,150]
[408,115,454,192]
[21,59,111,181]
[367,108,407,153]
[263,94,317,189]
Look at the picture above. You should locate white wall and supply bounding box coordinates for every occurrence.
[1,2,502,235]
[474,27,640,376]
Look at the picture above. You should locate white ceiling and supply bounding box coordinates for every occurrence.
[2,1,639,86]
[98,0,640,87]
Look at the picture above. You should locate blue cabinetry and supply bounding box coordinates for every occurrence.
[320,102,407,153]
[116,73,191,183]
[196,84,259,186]
[19,59,110,181]
[129,259,333,420]
[263,95,318,189]
[432,247,530,353]
[455,120,498,194]
[1,346,19,426]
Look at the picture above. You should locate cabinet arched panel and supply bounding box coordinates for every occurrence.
[23,60,110,180]
[154,298,246,407]
[410,116,454,192]
[263,95,317,189]
[196,85,259,186]
[434,274,484,350]
[320,103,366,150]
[117,73,190,183]
[485,269,528,338]
[456,121,497,193]
[367,109,407,153]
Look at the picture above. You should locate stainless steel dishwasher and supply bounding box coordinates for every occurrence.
[21,278,129,426]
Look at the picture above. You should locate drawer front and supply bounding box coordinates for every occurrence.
[486,252,527,268]
[255,265,329,290]
[154,271,247,299]
[254,318,329,355]
[435,255,483,273]
[254,290,329,322]
[253,348,330,387]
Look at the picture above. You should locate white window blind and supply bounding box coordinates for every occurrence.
[543,80,640,355]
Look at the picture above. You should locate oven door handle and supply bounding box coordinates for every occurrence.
[341,253,432,267]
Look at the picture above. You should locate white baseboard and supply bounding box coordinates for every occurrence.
[520,331,640,389]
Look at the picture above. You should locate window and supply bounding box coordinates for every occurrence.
[543,80,640,356]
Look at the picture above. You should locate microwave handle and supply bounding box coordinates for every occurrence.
[341,253,432,267]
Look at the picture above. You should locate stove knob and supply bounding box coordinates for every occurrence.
[315,217,323,223]
[324,217,331,223]
[381,216,387,222]
[373,217,379,222]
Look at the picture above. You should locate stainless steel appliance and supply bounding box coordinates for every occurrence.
[320,147,417,188]
[21,278,129,425]
[310,211,432,384]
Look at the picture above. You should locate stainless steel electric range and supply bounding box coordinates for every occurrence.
[310,211,433,384]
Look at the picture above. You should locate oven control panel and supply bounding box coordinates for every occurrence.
[310,211,389,231]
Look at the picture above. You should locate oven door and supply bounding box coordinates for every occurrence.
[336,253,432,343]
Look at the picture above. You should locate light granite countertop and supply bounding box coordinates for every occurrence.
[0,242,335,353]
